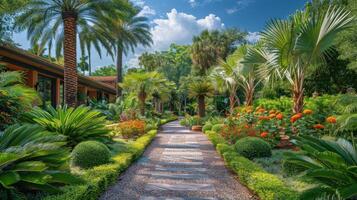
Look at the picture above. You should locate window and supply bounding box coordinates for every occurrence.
[37,75,56,107]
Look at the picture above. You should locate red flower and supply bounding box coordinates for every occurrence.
[326,116,337,124]
[290,113,303,123]
[260,132,268,138]
[313,124,325,129]
[276,113,283,120]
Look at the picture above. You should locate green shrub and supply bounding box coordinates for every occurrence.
[206,131,226,147]
[179,118,188,126]
[235,137,272,159]
[202,123,212,133]
[71,141,111,169]
[211,124,224,133]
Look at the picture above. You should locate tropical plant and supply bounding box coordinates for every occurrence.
[15,0,133,106]
[0,70,39,130]
[335,94,357,144]
[71,141,111,169]
[22,106,111,147]
[285,135,357,199]
[0,124,81,199]
[104,7,152,96]
[188,78,214,117]
[92,65,117,76]
[244,6,354,113]
[120,71,171,116]
[191,29,246,74]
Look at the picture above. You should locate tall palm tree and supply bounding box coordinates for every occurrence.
[188,78,214,117]
[16,0,132,107]
[244,6,353,113]
[106,8,152,97]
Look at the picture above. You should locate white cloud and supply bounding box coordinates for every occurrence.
[226,8,238,14]
[188,0,197,7]
[138,5,156,17]
[226,0,253,15]
[150,9,224,51]
[247,32,260,43]
[131,0,145,7]
[123,9,225,68]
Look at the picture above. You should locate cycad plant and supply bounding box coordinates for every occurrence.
[285,135,357,199]
[16,0,133,106]
[188,78,214,117]
[22,106,111,147]
[244,6,354,113]
[0,124,81,199]
[335,94,357,145]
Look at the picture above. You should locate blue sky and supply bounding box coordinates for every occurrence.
[13,0,307,71]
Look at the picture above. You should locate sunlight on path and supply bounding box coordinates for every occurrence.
[100,121,255,200]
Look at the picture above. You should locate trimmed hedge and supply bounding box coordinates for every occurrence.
[234,137,272,160]
[202,123,212,133]
[41,130,158,200]
[209,136,298,200]
[211,124,224,133]
[205,131,226,147]
[71,141,111,169]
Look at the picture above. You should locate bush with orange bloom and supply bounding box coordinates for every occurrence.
[260,132,268,138]
[303,109,313,115]
[313,124,325,129]
[269,114,276,119]
[326,116,337,124]
[258,116,270,121]
[256,108,266,113]
[276,113,283,120]
[269,110,276,114]
[290,113,303,123]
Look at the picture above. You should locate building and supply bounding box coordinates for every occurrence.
[0,45,116,107]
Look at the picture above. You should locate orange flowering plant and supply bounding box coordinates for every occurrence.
[116,120,146,139]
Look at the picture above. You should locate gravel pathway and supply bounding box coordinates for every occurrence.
[100,121,256,200]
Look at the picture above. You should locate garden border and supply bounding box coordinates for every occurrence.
[204,130,299,200]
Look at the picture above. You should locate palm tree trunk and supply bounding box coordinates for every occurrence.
[139,91,146,116]
[293,76,304,113]
[198,96,205,118]
[116,46,123,97]
[245,78,255,106]
[63,13,78,107]
[88,48,91,76]
[229,91,236,114]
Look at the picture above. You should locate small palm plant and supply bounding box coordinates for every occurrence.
[22,106,111,147]
[0,124,81,199]
[188,78,214,117]
[335,94,357,145]
[285,135,357,199]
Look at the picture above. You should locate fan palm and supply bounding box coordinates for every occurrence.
[0,124,81,199]
[244,6,354,113]
[16,0,133,107]
[22,106,111,147]
[120,71,167,116]
[188,78,214,117]
[104,7,152,96]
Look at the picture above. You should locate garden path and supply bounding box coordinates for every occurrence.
[100,121,255,200]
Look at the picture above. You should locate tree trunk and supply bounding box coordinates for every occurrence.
[293,76,304,113]
[229,91,236,114]
[198,96,205,118]
[245,78,255,106]
[139,91,146,116]
[88,48,91,76]
[63,13,78,107]
[116,47,123,97]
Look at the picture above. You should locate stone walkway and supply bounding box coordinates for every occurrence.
[100,121,255,200]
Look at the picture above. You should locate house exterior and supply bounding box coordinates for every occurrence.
[0,45,116,107]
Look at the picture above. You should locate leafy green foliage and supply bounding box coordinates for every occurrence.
[0,124,81,199]
[22,106,111,147]
[235,137,272,159]
[211,124,225,133]
[92,65,117,76]
[285,135,357,199]
[0,70,40,130]
[71,141,111,169]
[202,123,212,133]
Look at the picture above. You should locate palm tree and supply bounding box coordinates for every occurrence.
[244,6,353,113]
[120,71,167,116]
[191,29,246,74]
[16,0,132,107]
[104,8,152,97]
[188,78,214,117]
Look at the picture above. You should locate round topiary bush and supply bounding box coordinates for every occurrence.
[71,141,111,169]
[202,123,212,133]
[211,124,224,133]
[234,137,272,159]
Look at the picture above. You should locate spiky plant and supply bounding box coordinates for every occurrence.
[188,79,214,117]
